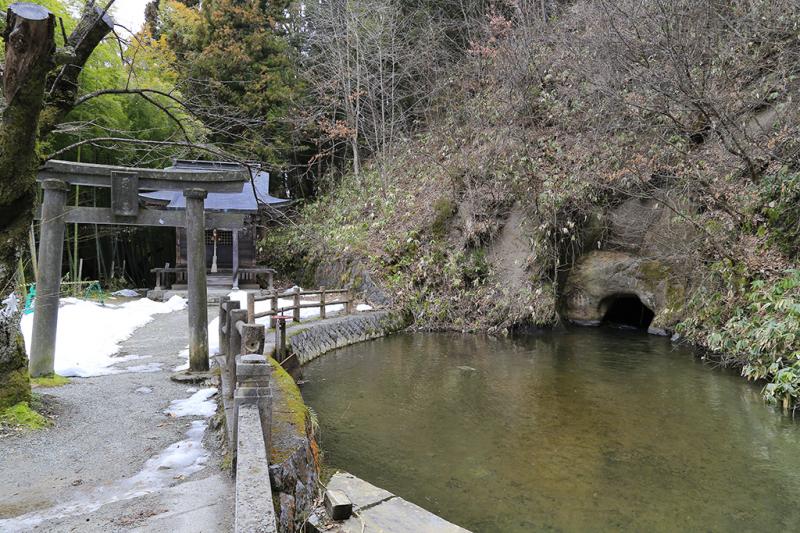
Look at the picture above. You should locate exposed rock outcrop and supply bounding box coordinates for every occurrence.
[561,194,696,334]
[561,251,684,333]
[315,261,392,307]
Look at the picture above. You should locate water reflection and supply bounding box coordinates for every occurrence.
[301,329,800,532]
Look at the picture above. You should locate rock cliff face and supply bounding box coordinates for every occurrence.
[561,194,695,334]
[561,251,683,333]
[314,261,391,307]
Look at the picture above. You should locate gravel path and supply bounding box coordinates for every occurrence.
[0,308,233,532]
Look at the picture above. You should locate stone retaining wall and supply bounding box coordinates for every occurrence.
[286,311,409,365]
[222,310,409,533]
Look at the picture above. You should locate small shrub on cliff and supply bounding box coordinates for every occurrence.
[680,267,800,408]
[760,171,800,260]
[431,197,457,238]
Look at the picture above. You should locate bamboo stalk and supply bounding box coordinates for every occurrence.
[29,223,38,282]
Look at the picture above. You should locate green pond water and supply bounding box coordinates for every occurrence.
[300,329,800,532]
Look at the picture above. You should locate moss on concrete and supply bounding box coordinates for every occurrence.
[31,374,70,388]
[271,358,308,430]
[220,451,234,472]
[269,357,310,463]
[0,401,48,429]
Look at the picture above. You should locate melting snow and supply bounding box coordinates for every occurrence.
[164,388,218,417]
[20,296,186,377]
[123,362,163,373]
[0,420,209,532]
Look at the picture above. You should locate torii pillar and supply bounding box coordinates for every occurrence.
[184,188,209,372]
[29,179,69,377]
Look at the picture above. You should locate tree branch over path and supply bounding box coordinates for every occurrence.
[45,137,240,162]
[74,87,188,108]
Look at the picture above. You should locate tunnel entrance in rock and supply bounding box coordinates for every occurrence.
[600,294,654,330]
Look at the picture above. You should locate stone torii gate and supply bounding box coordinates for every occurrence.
[30,160,249,377]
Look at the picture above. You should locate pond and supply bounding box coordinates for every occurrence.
[300,329,800,532]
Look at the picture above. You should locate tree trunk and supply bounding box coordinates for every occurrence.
[0,2,57,407]
[38,3,114,138]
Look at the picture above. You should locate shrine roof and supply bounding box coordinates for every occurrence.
[139,160,290,213]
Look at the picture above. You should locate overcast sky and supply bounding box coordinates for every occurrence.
[112,0,148,33]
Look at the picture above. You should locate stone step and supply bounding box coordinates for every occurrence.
[309,473,471,533]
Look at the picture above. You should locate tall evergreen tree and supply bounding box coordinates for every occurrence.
[157,0,311,193]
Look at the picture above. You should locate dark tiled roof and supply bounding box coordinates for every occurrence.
[139,160,289,213]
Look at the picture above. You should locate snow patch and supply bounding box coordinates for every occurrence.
[164,388,218,417]
[111,289,139,297]
[0,420,209,532]
[123,362,163,373]
[357,304,374,311]
[20,296,186,377]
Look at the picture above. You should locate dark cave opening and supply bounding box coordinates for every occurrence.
[601,294,654,330]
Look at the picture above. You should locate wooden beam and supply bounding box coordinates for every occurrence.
[38,160,248,193]
[34,206,246,229]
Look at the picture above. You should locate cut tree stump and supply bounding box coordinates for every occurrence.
[0,2,57,404]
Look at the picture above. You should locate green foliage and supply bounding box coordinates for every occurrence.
[158,0,308,168]
[760,170,800,259]
[0,0,202,164]
[431,197,456,238]
[680,266,800,407]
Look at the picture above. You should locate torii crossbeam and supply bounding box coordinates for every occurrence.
[30,160,250,377]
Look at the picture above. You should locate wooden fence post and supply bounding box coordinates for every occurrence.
[270,291,278,329]
[292,287,300,323]
[228,308,247,398]
[319,286,326,319]
[218,297,236,358]
[246,292,255,323]
[345,289,353,314]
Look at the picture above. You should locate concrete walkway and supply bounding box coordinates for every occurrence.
[0,309,233,532]
[325,473,470,533]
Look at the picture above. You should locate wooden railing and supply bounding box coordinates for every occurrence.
[233,267,275,291]
[151,263,276,291]
[245,287,353,326]
[151,263,182,290]
[218,286,355,364]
